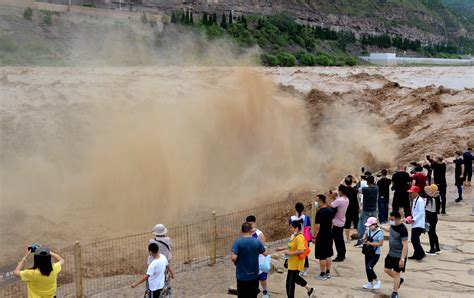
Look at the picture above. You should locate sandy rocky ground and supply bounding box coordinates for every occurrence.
[97,183,473,297]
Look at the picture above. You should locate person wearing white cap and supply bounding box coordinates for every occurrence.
[362,217,384,290]
[148,224,173,265]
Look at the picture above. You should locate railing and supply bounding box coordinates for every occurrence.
[0,191,314,296]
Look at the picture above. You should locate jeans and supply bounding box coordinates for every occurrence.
[237,278,260,298]
[332,225,346,259]
[365,254,380,282]
[393,190,411,217]
[286,270,307,298]
[357,210,378,240]
[457,185,463,198]
[426,211,439,251]
[378,199,389,223]
[411,227,426,259]
[437,184,447,213]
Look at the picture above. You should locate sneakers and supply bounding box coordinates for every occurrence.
[332,258,344,262]
[363,282,373,289]
[435,248,442,254]
[391,292,399,298]
[262,290,270,298]
[325,272,331,279]
[307,288,315,297]
[426,250,437,256]
[400,277,405,287]
[373,280,381,289]
[316,273,328,281]
[354,240,363,247]
[299,271,308,277]
[455,197,463,203]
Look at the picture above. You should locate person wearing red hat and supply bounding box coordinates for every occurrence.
[407,185,426,261]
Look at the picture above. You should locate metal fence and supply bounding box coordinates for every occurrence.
[0,191,314,297]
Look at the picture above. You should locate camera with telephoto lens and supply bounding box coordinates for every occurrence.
[28,243,41,253]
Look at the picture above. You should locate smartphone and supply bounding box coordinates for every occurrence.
[361,167,365,173]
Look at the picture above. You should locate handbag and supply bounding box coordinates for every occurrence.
[362,230,381,256]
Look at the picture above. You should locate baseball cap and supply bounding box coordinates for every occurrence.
[407,185,420,193]
[34,246,50,256]
[365,217,378,227]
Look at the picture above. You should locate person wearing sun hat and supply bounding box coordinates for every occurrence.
[362,217,384,290]
[424,184,441,255]
[407,185,426,261]
[148,224,173,265]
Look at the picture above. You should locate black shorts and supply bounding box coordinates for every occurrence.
[344,211,359,229]
[384,255,407,273]
[315,237,333,260]
[237,278,260,298]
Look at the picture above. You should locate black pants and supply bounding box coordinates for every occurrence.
[464,167,472,182]
[437,184,447,213]
[393,190,411,217]
[237,278,260,298]
[150,289,162,298]
[365,254,380,282]
[426,211,439,251]
[411,227,426,259]
[286,270,308,298]
[304,256,309,268]
[332,225,346,260]
[378,199,389,223]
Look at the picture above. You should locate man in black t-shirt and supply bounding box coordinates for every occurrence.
[313,194,334,281]
[430,156,447,214]
[391,167,411,217]
[377,169,392,224]
[343,176,359,243]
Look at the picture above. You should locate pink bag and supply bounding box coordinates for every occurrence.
[303,226,312,242]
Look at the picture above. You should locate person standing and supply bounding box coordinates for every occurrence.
[312,194,334,280]
[149,224,173,264]
[424,184,441,255]
[382,211,409,298]
[355,175,378,247]
[454,151,464,202]
[411,165,427,198]
[246,215,269,297]
[430,156,447,214]
[275,221,315,298]
[289,202,312,276]
[331,184,349,262]
[13,246,64,298]
[407,186,426,261]
[343,175,359,243]
[131,243,175,297]
[463,148,472,187]
[391,166,412,217]
[377,169,392,224]
[231,222,268,298]
[362,217,384,290]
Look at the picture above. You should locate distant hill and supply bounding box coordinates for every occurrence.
[442,0,474,19]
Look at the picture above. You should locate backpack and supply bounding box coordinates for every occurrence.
[302,215,312,241]
[298,235,311,260]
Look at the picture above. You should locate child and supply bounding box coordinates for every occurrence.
[132,243,174,297]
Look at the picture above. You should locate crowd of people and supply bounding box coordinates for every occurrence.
[230,147,472,298]
[12,148,472,298]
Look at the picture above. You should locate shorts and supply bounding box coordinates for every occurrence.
[258,272,268,281]
[384,255,407,273]
[237,278,260,298]
[344,211,359,229]
[315,237,333,260]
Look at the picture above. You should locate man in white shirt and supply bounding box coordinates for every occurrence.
[407,186,426,261]
[131,243,175,297]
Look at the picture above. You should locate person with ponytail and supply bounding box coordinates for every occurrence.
[289,202,311,276]
[13,245,64,298]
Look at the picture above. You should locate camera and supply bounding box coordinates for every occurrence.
[28,243,41,253]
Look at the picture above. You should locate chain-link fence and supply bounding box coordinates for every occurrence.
[0,191,313,296]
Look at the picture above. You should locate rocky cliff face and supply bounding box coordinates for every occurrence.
[136,0,472,42]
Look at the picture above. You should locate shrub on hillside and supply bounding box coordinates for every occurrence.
[297,52,316,66]
[24,7,33,21]
[260,53,279,66]
[344,56,357,66]
[276,51,297,66]
[314,54,336,66]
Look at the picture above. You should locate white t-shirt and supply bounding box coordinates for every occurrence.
[146,254,168,291]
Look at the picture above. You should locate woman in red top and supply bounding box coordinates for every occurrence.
[411,165,427,197]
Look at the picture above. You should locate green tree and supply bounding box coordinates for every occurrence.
[212,13,217,24]
[190,12,194,24]
[180,11,186,24]
[185,11,190,25]
[228,11,233,25]
[297,52,316,66]
[276,51,297,67]
[202,12,208,25]
[171,12,177,24]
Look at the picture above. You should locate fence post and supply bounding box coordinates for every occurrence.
[185,224,191,264]
[74,241,84,298]
[311,190,316,234]
[209,211,217,266]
